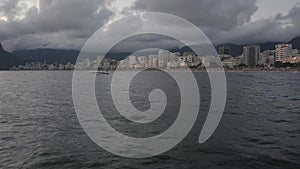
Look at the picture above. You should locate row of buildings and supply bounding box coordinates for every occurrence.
[118,43,300,70]
[56,44,300,70]
[118,50,201,69]
[11,62,75,70]
[11,43,300,70]
[220,43,300,68]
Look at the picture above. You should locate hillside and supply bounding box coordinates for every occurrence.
[0,43,24,70]
[216,37,300,57]
[13,49,79,64]
[289,36,300,49]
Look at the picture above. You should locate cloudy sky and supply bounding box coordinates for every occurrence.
[0,0,299,51]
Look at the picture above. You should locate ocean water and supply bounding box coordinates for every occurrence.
[0,71,299,169]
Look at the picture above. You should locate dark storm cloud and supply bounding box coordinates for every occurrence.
[129,0,300,44]
[1,0,300,51]
[211,3,300,44]
[130,0,258,31]
[0,0,113,50]
[276,3,300,28]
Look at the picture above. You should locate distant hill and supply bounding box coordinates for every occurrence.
[0,43,24,70]
[13,49,79,64]
[1,36,299,69]
[215,42,281,57]
[289,36,300,49]
[174,39,300,57]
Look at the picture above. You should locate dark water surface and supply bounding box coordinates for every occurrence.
[0,71,299,169]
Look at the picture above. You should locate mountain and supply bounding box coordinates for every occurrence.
[215,42,281,57]
[1,36,299,69]
[107,37,300,58]
[13,49,79,64]
[177,40,296,57]
[0,43,24,70]
[289,36,300,49]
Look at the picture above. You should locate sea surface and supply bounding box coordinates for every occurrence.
[0,71,299,169]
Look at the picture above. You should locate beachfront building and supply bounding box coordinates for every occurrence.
[158,50,170,68]
[260,50,275,66]
[243,45,260,66]
[129,56,137,69]
[275,43,293,62]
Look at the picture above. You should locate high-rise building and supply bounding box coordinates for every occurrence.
[158,50,170,68]
[275,43,293,62]
[243,45,260,66]
[137,56,147,69]
[148,55,158,68]
[129,56,136,69]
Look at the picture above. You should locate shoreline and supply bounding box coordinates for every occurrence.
[1,68,299,73]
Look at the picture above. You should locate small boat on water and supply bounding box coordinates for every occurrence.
[89,70,109,75]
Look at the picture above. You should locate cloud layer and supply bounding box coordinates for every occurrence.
[0,0,113,51]
[0,0,299,51]
[129,0,300,44]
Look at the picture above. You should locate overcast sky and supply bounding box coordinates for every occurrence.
[0,0,299,51]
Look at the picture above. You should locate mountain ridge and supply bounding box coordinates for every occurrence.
[13,48,79,64]
[215,36,300,57]
[0,43,25,70]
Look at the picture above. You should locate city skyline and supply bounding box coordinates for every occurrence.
[11,41,300,71]
[0,1,299,168]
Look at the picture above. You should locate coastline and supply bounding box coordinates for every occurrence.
[2,67,299,72]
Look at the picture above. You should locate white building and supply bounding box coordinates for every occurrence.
[136,56,148,69]
[129,56,136,69]
[275,43,293,62]
[167,52,180,68]
[148,55,158,68]
[158,50,170,68]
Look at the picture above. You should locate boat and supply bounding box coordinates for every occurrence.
[89,70,109,75]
